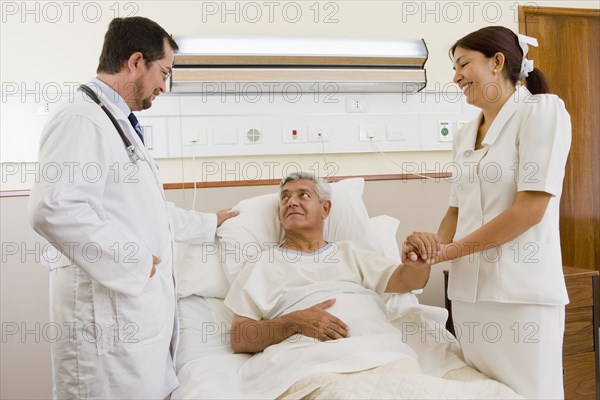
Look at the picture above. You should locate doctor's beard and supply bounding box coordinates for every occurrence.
[132,76,154,111]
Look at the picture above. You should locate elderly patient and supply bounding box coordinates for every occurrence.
[224,172,432,358]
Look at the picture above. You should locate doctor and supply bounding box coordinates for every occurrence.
[405,26,571,399]
[29,17,238,399]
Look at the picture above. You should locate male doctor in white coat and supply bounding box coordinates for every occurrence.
[29,17,238,399]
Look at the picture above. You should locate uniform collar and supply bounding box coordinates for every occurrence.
[461,114,483,152]
[89,78,132,118]
[481,86,531,146]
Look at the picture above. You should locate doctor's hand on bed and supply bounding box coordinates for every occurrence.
[403,231,443,265]
[216,208,240,227]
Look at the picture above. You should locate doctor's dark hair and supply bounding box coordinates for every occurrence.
[279,172,331,202]
[450,26,549,95]
[97,17,179,74]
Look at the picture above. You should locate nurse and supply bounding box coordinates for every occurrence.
[405,26,571,399]
[29,17,238,399]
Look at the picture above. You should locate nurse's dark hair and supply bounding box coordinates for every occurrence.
[450,26,549,95]
[96,17,179,74]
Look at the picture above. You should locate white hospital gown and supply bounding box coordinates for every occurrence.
[223,240,421,398]
[226,240,399,319]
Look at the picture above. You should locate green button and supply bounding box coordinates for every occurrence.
[441,127,449,136]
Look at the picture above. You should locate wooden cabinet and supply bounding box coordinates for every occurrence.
[443,267,599,400]
[562,267,599,399]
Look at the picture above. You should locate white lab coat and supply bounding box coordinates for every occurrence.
[29,84,217,399]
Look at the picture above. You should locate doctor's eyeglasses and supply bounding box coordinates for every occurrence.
[146,59,173,82]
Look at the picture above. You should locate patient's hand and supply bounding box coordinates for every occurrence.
[403,231,442,265]
[216,208,240,227]
[291,299,350,341]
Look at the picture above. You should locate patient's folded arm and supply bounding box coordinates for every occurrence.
[230,314,299,354]
[230,299,349,354]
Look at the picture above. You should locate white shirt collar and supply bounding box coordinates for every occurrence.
[89,78,131,117]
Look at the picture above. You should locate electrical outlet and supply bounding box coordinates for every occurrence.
[359,126,383,141]
[308,127,330,142]
[182,128,207,146]
[35,102,52,116]
[346,97,368,113]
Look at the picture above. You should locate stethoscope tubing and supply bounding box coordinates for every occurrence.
[77,84,142,163]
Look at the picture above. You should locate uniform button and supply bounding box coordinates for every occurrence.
[464,150,473,156]
[457,184,462,190]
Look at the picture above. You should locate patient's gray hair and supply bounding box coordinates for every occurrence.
[279,172,331,202]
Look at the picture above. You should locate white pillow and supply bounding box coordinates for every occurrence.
[173,179,404,300]
[173,242,229,299]
[217,178,378,285]
[368,215,422,305]
[369,215,401,262]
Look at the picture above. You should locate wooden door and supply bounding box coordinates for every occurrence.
[519,7,600,281]
[520,7,600,400]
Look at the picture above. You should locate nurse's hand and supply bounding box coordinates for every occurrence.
[404,232,442,264]
[150,255,160,277]
[216,208,240,227]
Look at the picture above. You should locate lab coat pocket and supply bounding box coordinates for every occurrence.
[91,280,118,356]
[115,272,166,346]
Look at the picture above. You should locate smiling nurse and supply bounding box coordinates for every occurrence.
[405,26,572,399]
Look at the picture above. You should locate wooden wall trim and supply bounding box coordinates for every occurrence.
[0,172,451,197]
[163,172,452,189]
[519,6,600,31]
[0,190,30,198]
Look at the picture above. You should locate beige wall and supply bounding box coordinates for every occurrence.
[0,196,53,399]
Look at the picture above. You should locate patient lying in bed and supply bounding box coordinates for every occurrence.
[223,172,460,398]
[226,171,431,344]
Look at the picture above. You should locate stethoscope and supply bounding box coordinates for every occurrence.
[78,84,145,164]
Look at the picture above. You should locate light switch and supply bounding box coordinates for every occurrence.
[386,125,407,141]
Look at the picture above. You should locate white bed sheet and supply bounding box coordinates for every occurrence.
[173,295,524,399]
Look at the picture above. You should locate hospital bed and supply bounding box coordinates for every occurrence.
[171,178,524,399]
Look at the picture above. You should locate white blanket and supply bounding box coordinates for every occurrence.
[174,282,472,399]
[280,363,525,399]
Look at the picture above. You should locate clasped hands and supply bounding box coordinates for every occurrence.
[402,231,444,265]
